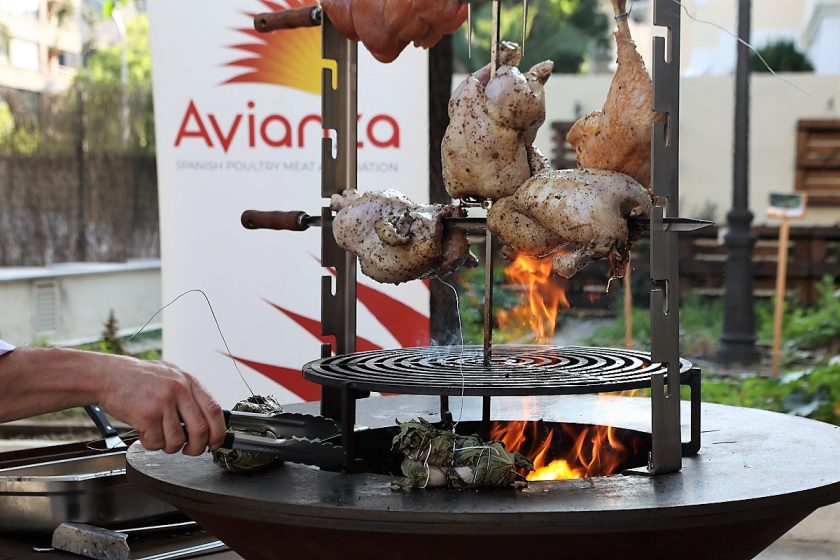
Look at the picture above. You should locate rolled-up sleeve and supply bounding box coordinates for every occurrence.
[0,340,14,358]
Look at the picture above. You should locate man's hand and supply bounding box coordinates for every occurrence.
[97,356,226,456]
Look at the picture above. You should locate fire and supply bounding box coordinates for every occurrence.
[498,255,569,343]
[490,421,631,481]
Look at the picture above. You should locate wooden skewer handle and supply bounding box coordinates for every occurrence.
[241,210,310,231]
[254,7,322,32]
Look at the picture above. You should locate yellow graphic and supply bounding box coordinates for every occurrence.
[225,0,322,95]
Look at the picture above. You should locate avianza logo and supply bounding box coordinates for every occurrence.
[172,1,402,153]
[174,100,400,152]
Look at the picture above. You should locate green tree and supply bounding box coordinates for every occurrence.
[750,40,814,73]
[72,13,155,155]
[453,0,611,73]
[76,15,151,86]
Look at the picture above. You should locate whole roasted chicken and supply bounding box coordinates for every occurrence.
[442,42,553,200]
[566,0,663,188]
[331,189,478,284]
[321,0,467,63]
[488,169,652,278]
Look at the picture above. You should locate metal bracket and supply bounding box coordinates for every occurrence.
[319,17,359,427]
[648,0,683,475]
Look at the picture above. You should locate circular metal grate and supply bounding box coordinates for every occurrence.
[303,345,694,397]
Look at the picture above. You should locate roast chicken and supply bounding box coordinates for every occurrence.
[566,0,663,188]
[331,189,478,284]
[488,169,652,278]
[321,0,467,63]
[442,42,553,200]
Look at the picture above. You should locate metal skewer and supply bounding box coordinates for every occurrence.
[522,0,528,58]
[240,211,713,235]
[481,0,502,368]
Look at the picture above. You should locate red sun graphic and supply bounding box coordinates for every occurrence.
[224,0,322,95]
[233,277,431,401]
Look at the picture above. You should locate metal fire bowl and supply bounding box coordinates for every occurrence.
[127,395,840,560]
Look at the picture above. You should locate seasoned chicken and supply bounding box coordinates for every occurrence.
[442,42,553,200]
[486,197,561,260]
[488,169,652,278]
[331,189,478,284]
[321,0,467,63]
[566,0,663,188]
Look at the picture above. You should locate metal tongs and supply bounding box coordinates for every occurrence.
[221,410,344,469]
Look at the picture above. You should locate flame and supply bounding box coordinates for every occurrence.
[490,421,631,481]
[498,255,570,343]
[224,0,322,95]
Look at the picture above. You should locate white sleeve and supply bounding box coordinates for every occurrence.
[0,340,14,357]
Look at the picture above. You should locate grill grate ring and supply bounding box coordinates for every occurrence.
[303,345,694,397]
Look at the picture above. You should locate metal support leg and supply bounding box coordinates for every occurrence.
[482,396,492,423]
[340,385,356,470]
[648,0,684,475]
[682,369,702,457]
[319,17,358,432]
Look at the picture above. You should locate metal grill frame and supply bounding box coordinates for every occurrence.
[307,0,701,473]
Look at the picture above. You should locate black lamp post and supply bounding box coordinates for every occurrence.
[719,0,760,364]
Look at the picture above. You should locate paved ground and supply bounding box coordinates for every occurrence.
[758,538,840,559]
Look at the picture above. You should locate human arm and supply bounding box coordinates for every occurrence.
[0,347,226,456]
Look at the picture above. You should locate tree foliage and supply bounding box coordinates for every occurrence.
[76,15,152,86]
[750,39,814,73]
[452,0,611,74]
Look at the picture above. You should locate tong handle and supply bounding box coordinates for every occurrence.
[254,7,322,32]
[241,210,310,231]
[84,404,119,439]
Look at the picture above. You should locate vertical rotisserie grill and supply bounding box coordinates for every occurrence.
[125,5,840,559]
[242,0,703,475]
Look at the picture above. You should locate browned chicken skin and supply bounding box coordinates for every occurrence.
[321,0,467,63]
[488,169,652,279]
[566,0,663,188]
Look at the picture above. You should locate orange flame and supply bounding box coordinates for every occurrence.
[498,255,570,343]
[490,421,631,481]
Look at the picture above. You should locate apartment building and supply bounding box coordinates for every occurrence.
[0,0,83,103]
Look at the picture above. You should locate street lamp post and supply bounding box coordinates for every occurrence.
[719,0,760,365]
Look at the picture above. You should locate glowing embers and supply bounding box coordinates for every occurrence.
[498,255,569,344]
[490,420,648,481]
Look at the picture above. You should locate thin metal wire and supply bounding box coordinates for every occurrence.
[436,277,466,429]
[126,289,255,396]
[669,0,810,95]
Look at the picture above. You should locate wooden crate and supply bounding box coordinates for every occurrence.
[795,119,840,206]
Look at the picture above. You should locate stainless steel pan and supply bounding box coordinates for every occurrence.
[0,438,178,533]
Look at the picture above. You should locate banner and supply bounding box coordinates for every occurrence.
[148,0,430,407]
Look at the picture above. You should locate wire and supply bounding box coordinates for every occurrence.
[668,0,810,95]
[436,277,466,430]
[126,289,255,396]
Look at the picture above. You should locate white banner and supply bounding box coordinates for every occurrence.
[148,0,430,407]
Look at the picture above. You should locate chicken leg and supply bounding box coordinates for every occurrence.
[566,0,663,189]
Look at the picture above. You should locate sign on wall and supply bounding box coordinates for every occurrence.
[148,0,430,407]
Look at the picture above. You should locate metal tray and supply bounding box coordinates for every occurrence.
[0,442,178,533]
